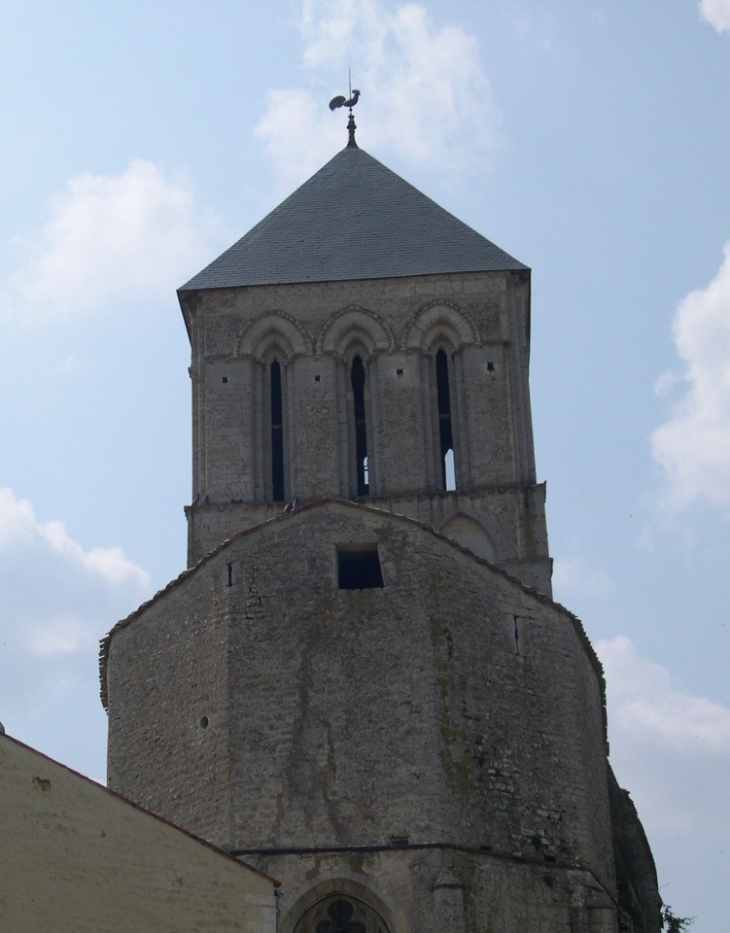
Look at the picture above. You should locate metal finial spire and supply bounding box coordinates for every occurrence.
[328,79,361,148]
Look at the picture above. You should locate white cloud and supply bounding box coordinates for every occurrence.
[0,488,150,778]
[301,0,377,68]
[651,243,730,512]
[26,615,97,660]
[506,8,557,52]
[256,1,501,188]
[552,553,614,606]
[0,489,148,592]
[255,89,344,191]
[600,636,730,753]
[0,488,36,549]
[700,0,730,32]
[3,160,216,324]
[38,515,146,587]
[598,636,730,836]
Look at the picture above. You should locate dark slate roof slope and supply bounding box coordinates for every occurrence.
[180,146,526,291]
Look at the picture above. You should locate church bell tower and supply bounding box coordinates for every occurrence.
[102,117,660,933]
[178,142,551,596]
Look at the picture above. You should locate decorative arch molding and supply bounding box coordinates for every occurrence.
[318,306,395,358]
[236,310,312,360]
[440,512,497,564]
[401,302,480,352]
[283,877,400,933]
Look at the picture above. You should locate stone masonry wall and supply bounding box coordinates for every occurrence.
[105,500,614,923]
[252,849,617,933]
[106,569,233,842]
[186,483,552,594]
[179,270,550,593]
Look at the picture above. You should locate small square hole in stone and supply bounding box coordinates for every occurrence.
[222,376,229,383]
[314,374,321,382]
[337,546,384,589]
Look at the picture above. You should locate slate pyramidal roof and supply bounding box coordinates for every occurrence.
[179,146,527,292]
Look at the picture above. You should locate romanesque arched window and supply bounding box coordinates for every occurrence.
[350,354,369,496]
[269,359,285,501]
[238,311,309,505]
[404,305,477,494]
[435,348,455,491]
[258,347,291,503]
[433,347,457,491]
[319,308,392,500]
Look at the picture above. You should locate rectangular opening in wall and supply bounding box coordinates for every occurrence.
[337,545,384,590]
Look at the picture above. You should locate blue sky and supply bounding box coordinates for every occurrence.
[1,2,729,928]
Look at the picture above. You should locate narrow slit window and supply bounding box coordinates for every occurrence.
[338,547,384,589]
[436,349,455,490]
[270,360,285,501]
[351,355,369,496]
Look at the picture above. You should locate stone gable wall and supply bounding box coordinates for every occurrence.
[106,570,232,842]
[106,502,614,927]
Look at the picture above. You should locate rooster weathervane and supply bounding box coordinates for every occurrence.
[329,72,361,148]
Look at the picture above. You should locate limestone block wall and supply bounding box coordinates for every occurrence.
[179,270,548,590]
[105,568,233,842]
[105,502,612,893]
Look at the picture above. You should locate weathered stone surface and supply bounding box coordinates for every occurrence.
[106,501,627,931]
[103,149,662,933]
[180,270,552,596]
